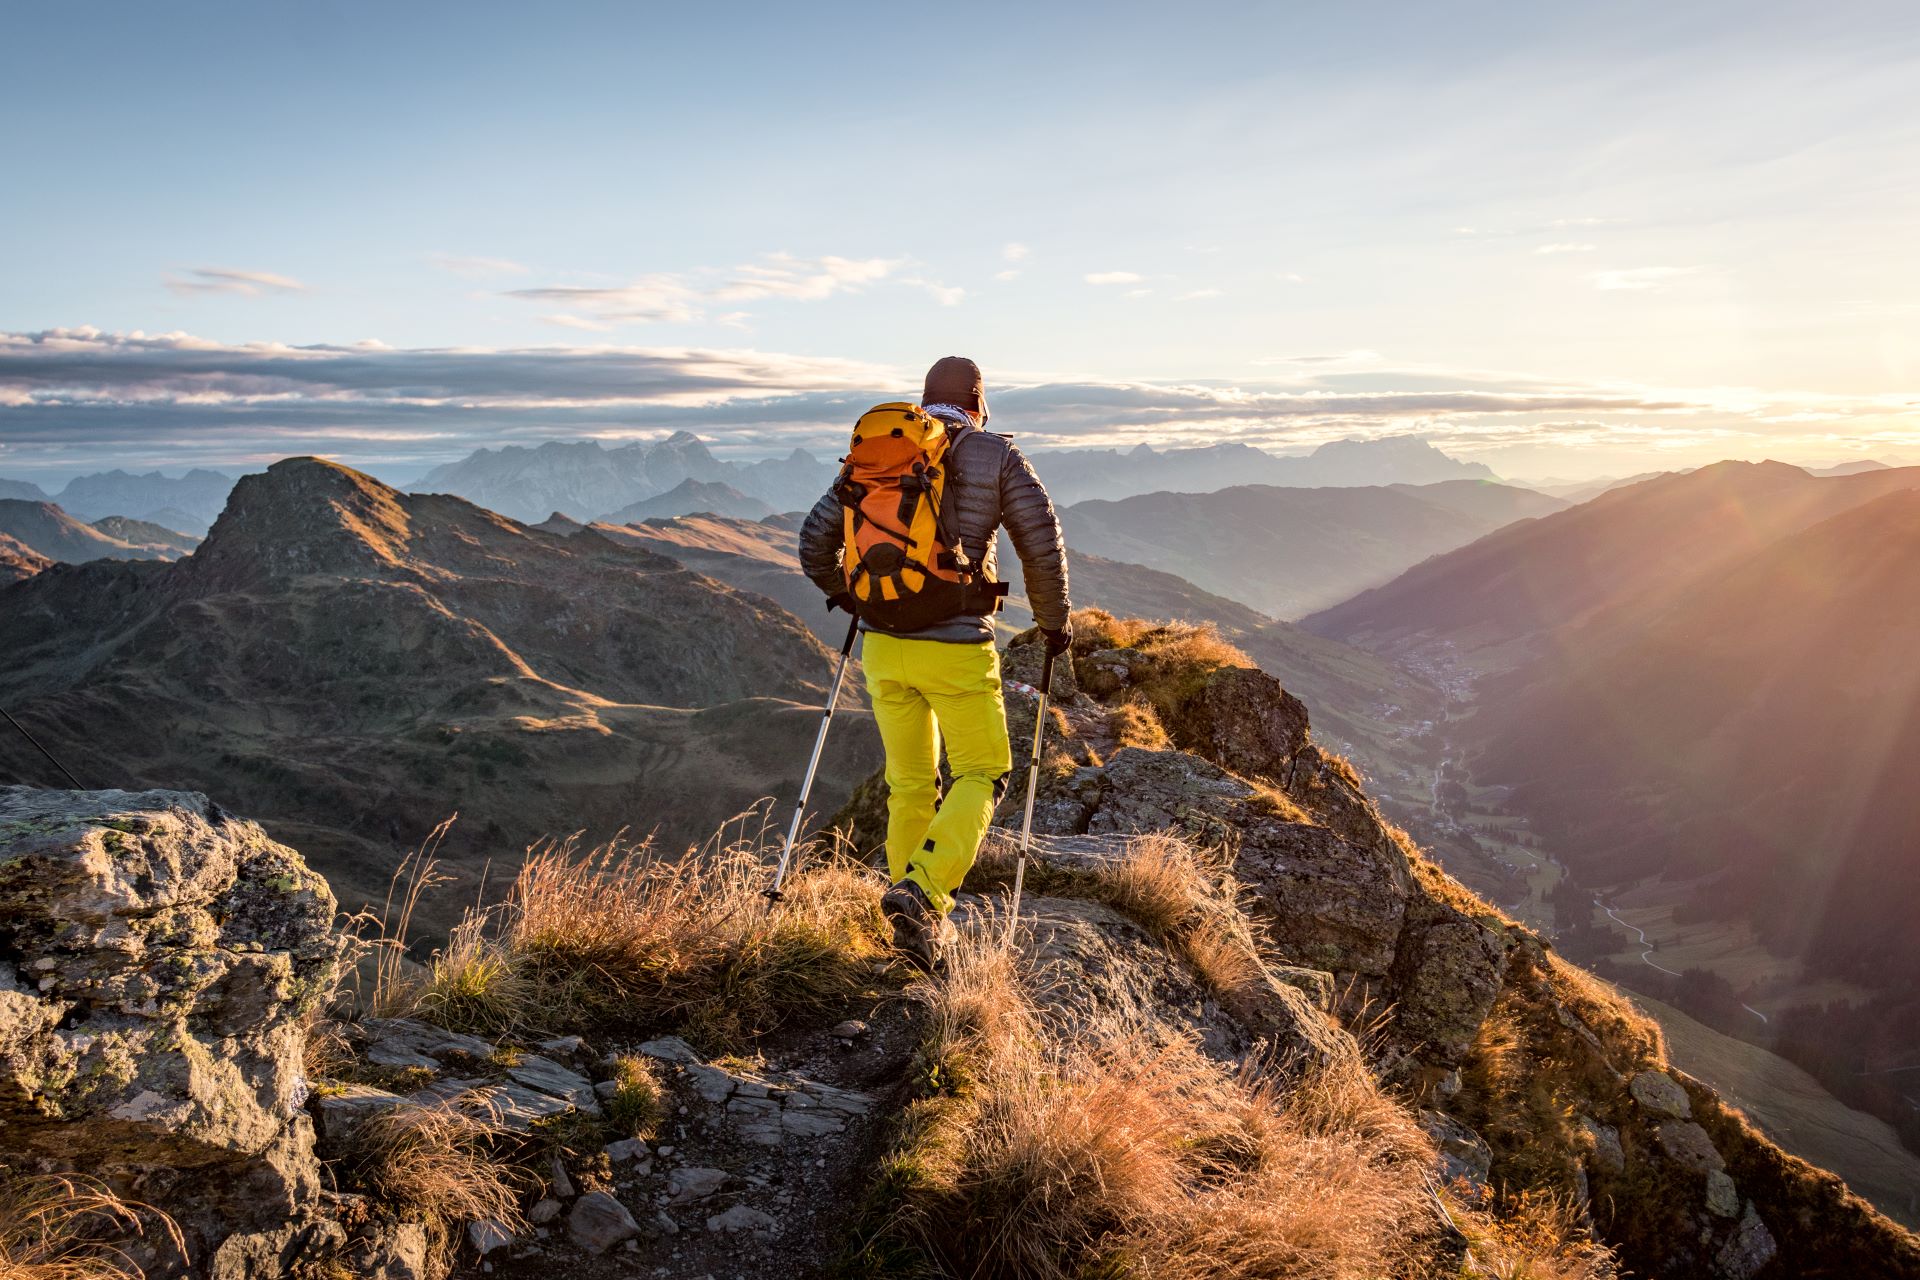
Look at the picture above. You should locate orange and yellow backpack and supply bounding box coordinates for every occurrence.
[833,402,1005,632]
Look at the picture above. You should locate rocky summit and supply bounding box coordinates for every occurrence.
[2,616,1916,1280]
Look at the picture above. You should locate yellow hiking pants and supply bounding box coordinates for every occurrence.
[862,632,1013,915]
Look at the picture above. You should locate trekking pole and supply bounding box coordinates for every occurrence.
[1006,645,1057,940]
[766,615,861,903]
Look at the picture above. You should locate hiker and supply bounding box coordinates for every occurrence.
[799,356,1071,967]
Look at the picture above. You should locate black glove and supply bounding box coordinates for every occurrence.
[826,591,858,615]
[1041,626,1073,658]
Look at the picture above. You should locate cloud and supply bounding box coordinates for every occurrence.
[504,276,701,323]
[1002,242,1030,262]
[1279,272,1305,284]
[540,313,615,331]
[1177,288,1222,301]
[1591,266,1701,292]
[1534,243,1597,255]
[163,268,306,297]
[429,254,530,277]
[711,253,900,302]
[994,269,1021,282]
[500,253,904,327]
[904,278,966,306]
[4,327,1910,480]
[1085,271,1144,285]
[1253,350,1383,367]
[1126,288,1154,299]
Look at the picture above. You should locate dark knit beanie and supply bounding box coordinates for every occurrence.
[922,356,989,422]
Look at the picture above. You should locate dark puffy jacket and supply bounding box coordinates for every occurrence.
[797,423,1070,643]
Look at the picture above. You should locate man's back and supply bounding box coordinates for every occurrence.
[797,413,1069,643]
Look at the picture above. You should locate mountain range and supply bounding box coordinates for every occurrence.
[1032,433,1498,504]
[1060,478,1567,618]
[579,508,1446,767]
[0,458,880,927]
[1306,461,1920,991]
[0,499,186,564]
[399,432,1510,527]
[44,467,236,532]
[407,433,834,524]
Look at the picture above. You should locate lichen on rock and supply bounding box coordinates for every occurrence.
[0,786,345,1276]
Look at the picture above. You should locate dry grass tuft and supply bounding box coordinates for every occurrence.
[1247,783,1313,823]
[910,922,1037,1090]
[1060,609,1253,719]
[1084,835,1277,1008]
[505,817,889,1046]
[1449,1187,1619,1280]
[1541,954,1664,1072]
[862,919,1444,1280]
[1108,696,1171,750]
[360,807,890,1048]
[1144,1063,1437,1280]
[337,1100,527,1262]
[0,1173,181,1280]
[605,1054,667,1139]
[410,914,533,1036]
[1178,912,1271,1005]
[1093,833,1217,938]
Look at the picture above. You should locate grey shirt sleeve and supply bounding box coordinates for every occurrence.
[796,490,847,598]
[999,444,1070,631]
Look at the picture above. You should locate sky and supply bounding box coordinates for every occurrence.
[3,0,1918,487]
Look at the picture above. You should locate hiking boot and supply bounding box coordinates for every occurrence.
[881,879,945,972]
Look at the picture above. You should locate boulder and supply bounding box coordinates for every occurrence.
[568,1190,642,1253]
[1655,1119,1726,1174]
[706,1203,779,1237]
[506,1053,601,1113]
[1630,1070,1692,1118]
[466,1218,514,1256]
[1167,665,1311,785]
[310,1083,406,1149]
[1386,906,1510,1062]
[1579,1115,1626,1176]
[667,1166,732,1204]
[1063,748,1414,978]
[339,1221,430,1280]
[0,787,344,1276]
[1713,1204,1778,1280]
[1420,1111,1493,1190]
[1705,1170,1740,1218]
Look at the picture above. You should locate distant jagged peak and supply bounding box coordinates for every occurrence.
[0,476,51,502]
[1308,433,1497,474]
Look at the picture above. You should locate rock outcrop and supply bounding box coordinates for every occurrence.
[0,787,344,1277]
[837,623,1920,1279]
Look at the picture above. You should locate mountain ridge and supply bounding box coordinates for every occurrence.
[1061,478,1567,618]
[0,457,879,928]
